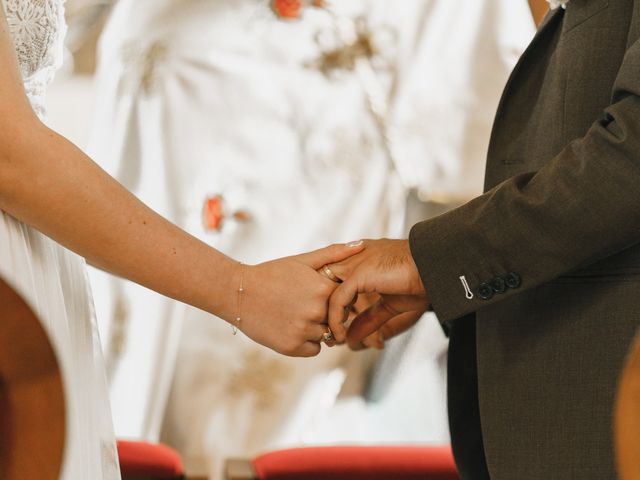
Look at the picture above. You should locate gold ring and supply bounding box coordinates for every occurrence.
[321,328,334,343]
[321,264,340,283]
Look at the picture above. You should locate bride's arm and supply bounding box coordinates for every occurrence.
[0,12,361,356]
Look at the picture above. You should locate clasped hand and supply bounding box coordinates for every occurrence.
[324,239,430,350]
[241,239,429,357]
[240,239,427,357]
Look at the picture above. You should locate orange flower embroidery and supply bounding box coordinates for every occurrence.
[203,195,252,232]
[271,0,302,19]
[203,195,225,231]
[271,0,327,20]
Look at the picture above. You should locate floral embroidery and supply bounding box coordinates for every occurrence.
[270,0,326,20]
[2,0,66,117]
[309,16,396,77]
[121,40,168,95]
[203,195,225,231]
[8,2,48,39]
[227,350,292,409]
[203,195,251,232]
[547,0,569,10]
[3,0,64,76]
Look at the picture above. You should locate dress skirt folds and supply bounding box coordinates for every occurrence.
[0,212,120,479]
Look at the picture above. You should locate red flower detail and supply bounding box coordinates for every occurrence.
[203,195,225,231]
[271,0,303,19]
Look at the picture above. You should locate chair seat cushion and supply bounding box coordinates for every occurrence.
[253,445,459,480]
[117,440,184,479]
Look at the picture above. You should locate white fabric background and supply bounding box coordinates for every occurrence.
[73,0,535,478]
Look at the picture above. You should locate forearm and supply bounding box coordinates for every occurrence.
[0,119,238,322]
[410,94,640,322]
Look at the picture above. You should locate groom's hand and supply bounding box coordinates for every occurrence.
[347,295,426,350]
[325,239,429,343]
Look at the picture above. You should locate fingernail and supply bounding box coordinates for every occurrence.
[346,240,363,248]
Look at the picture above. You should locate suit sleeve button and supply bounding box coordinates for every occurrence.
[505,272,521,289]
[477,283,494,300]
[490,277,507,294]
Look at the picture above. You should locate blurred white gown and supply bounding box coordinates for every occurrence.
[90,1,407,476]
[0,1,119,479]
[89,0,533,478]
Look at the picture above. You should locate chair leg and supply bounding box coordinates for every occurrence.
[224,459,257,480]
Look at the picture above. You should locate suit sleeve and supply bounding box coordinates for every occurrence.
[409,37,640,323]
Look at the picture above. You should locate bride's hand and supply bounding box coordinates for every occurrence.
[237,241,365,357]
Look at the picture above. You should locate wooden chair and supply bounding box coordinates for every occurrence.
[225,445,459,480]
[0,275,205,480]
[615,330,640,480]
[0,277,66,480]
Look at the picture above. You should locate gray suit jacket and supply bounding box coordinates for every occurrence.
[409,1,640,478]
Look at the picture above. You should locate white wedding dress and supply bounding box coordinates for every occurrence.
[0,1,120,478]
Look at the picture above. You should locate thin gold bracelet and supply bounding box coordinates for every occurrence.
[233,262,244,335]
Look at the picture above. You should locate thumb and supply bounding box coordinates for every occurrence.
[295,241,365,270]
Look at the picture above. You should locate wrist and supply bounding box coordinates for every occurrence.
[232,262,246,334]
[205,257,244,323]
[402,239,427,295]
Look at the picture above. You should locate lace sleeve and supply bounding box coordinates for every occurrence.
[2,0,66,117]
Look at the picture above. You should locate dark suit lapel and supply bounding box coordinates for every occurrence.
[627,0,640,47]
[538,5,563,31]
[491,7,564,130]
[483,8,564,191]
[562,0,610,33]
